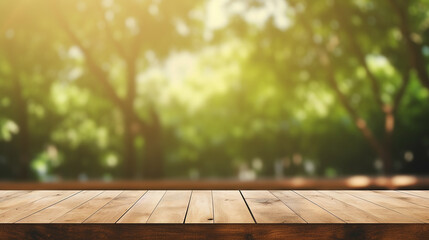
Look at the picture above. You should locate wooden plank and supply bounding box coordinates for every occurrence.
[185,190,213,223]
[147,190,191,223]
[400,190,429,199]
[271,190,343,223]
[212,190,254,223]
[53,190,122,223]
[0,191,13,198]
[84,191,145,223]
[0,191,30,202]
[321,191,420,223]
[0,191,57,215]
[241,190,276,199]
[376,191,429,208]
[346,190,429,223]
[0,191,79,223]
[2,224,429,240]
[118,190,165,223]
[296,191,381,223]
[242,190,305,223]
[0,189,427,227]
[18,191,102,223]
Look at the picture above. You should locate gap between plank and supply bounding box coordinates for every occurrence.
[397,190,429,200]
[0,191,31,203]
[375,191,429,209]
[14,190,82,223]
[115,191,148,223]
[82,190,124,223]
[342,191,423,223]
[182,190,193,224]
[145,190,167,223]
[239,190,257,224]
[268,191,307,223]
[50,190,104,223]
[293,190,344,223]
[211,190,215,223]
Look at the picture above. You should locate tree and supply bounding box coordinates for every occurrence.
[1,0,428,180]
[289,0,415,175]
[388,0,429,90]
[221,0,427,175]
[50,0,202,178]
[0,0,59,179]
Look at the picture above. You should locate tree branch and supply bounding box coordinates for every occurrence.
[392,68,410,114]
[296,4,393,173]
[52,2,124,108]
[51,1,148,131]
[96,3,129,60]
[129,0,147,60]
[348,36,384,109]
[298,13,385,159]
[388,0,429,89]
[333,0,384,110]
[322,53,387,162]
[96,3,138,106]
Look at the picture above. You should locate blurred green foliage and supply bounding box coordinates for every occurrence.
[0,0,428,180]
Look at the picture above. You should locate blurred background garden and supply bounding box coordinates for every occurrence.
[0,0,429,183]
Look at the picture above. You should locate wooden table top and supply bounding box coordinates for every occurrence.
[0,190,428,224]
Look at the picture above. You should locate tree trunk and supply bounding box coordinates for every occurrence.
[12,76,30,180]
[354,118,393,175]
[122,109,138,179]
[382,106,395,175]
[325,58,394,175]
[379,146,393,176]
[142,110,164,179]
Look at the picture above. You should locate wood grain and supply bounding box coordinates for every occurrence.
[185,190,213,223]
[321,191,420,223]
[147,190,191,223]
[271,190,343,223]
[0,191,79,223]
[346,190,429,223]
[1,224,428,240]
[400,190,429,199]
[242,190,305,223]
[0,190,428,226]
[18,191,102,223]
[84,191,145,223]
[0,191,57,215]
[296,190,381,223]
[118,190,165,223]
[0,191,30,202]
[212,191,254,223]
[375,190,429,208]
[53,190,122,223]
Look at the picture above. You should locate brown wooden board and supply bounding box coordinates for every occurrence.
[0,190,428,225]
[212,190,254,223]
[84,191,145,223]
[118,190,165,223]
[52,190,122,223]
[241,190,305,223]
[0,224,428,240]
[146,190,191,223]
[346,190,429,223]
[271,190,343,223]
[185,190,214,223]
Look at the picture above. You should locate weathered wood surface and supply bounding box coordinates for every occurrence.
[0,190,428,239]
[0,190,428,224]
